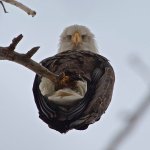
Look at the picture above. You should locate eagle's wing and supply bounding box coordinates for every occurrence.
[33,50,115,133]
[72,63,115,130]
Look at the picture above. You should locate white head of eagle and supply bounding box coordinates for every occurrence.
[33,24,115,133]
[58,25,98,53]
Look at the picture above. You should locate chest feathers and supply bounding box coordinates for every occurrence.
[39,77,87,106]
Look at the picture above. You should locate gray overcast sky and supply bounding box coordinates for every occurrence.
[0,0,150,150]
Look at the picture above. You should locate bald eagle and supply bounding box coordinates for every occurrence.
[33,25,115,133]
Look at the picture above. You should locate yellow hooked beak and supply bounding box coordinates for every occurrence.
[71,31,82,47]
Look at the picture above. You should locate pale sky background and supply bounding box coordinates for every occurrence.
[0,0,150,150]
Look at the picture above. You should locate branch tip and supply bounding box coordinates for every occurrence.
[28,10,36,17]
[26,46,40,58]
[8,34,23,51]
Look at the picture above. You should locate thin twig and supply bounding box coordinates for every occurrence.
[0,1,8,13]
[0,34,58,82]
[1,0,36,16]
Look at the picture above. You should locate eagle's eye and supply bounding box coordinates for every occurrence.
[82,35,88,41]
[66,35,72,40]
[82,35,86,38]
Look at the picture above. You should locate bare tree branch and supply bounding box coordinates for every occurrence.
[1,0,36,16]
[0,1,8,13]
[0,34,58,82]
[104,56,150,150]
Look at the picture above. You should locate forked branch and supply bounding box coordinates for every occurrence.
[0,34,58,82]
[1,0,36,16]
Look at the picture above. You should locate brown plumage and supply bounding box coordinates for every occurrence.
[33,50,115,133]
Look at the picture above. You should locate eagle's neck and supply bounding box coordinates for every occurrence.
[58,40,98,53]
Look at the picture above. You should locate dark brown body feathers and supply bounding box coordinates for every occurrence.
[33,50,115,133]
